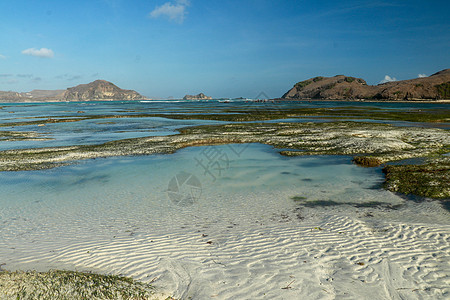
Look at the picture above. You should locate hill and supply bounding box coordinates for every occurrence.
[64,80,144,101]
[282,69,450,101]
[0,80,146,102]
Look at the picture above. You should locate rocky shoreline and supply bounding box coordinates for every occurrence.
[0,108,448,200]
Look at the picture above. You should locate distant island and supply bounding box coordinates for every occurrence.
[282,69,450,101]
[183,93,213,100]
[0,80,147,102]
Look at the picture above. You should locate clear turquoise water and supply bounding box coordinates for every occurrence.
[1,100,449,298]
[0,143,404,261]
[0,100,446,219]
[0,101,447,259]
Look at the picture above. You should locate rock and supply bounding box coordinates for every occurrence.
[183,93,213,100]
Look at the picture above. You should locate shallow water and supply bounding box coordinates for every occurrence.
[0,101,449,299]
[1,100,448,151]
[0,143,400,253]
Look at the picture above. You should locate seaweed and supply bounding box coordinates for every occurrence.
[353,156,383,167]
[0,269,155,299]
[383,157,450,199]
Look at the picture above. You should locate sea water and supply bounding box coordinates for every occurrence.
[0,143,403,266]
[0,100,449,298]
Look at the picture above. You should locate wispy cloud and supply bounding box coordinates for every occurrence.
[56,74,83,81]
[418,73,427,78]
[102,0,120,9]
[149,0,190,23]
[0,54,6,59]
[17,74,33,78]
[22,48,54,58]
[318,1,403,18]
[0,74,13,77]
[379,75,397,84]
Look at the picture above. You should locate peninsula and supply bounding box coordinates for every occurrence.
[282,69,450,101]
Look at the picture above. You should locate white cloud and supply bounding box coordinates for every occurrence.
[379,75,397,84]
[21,48,54,58]
[0,54,6,59]
[149,0,190,23]
[418,73,427,78]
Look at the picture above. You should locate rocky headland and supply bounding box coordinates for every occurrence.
[0,80,146,102]
[282,69,450,101]
[183,93,213,100]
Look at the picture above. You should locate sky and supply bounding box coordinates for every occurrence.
[0,0,449,99]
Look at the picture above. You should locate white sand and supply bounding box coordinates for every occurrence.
[1,192,449,299]
[0,149,449,299]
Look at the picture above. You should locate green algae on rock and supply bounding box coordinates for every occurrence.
[352,156,383,167]
[0,117,449,200]
[0,106,448,129]
[0,270,156,300]
[0,130,52,142]
[1,121,448,172]
[383,157,450,199]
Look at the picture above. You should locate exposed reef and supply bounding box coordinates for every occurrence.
[383,157,450,199]
[0,130,51,142]
[0,106,448,200]
[0,120,449,199]
[1,106,448,127]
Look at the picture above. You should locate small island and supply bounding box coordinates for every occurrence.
[183,93,213,100]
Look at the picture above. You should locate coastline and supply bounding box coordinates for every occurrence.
[1,98,450,104]
[0,102,449,299]
[275,98,450,103]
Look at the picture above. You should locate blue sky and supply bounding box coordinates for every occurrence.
[0,0,449,99]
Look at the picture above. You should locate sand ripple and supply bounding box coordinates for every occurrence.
[1,201,449,299]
